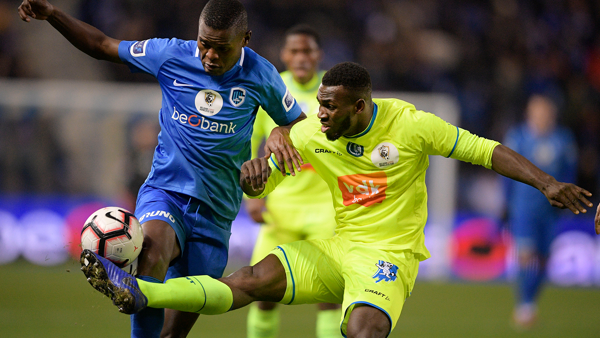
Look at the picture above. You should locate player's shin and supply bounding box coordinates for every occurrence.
[138,275,233,315]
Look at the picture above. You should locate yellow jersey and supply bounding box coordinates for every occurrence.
[252,98,500,258]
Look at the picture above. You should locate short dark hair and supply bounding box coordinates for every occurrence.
[322,62,372,96]
[284,24,321,48]
[200,0,248,33]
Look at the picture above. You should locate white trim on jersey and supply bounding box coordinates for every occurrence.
[195,47,199,58]
[239,48,245,66]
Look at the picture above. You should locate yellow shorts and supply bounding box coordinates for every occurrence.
[271,236,420,336]
[250,204,336,265]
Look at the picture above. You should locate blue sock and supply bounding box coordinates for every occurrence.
[517,259,544,304]
[131,275,164,338]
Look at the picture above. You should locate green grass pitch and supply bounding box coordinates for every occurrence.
[1,259,599,337]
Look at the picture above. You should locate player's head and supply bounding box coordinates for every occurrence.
[526,94,558,135]
[280,24,322,85]
[317,62,373,141]
[197,0,251,76]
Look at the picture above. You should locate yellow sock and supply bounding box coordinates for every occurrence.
[316,308,343,338]
[247,303,280,338]
[138,276,233,315]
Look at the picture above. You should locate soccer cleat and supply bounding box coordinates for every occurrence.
[511,303,537,331]
[80,249,148,314]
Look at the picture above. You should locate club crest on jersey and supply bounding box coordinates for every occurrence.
[230,87,246,107]
[347,142,364,157]
[130,40,148,57]
[195,89,223,116]
[282,88,295,112]
[371,142,399,168]
[372,260,398,283]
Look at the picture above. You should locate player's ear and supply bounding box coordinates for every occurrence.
[354,99,366,115]
[242,30,251,47]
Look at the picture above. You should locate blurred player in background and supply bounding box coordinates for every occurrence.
[503,95,578,329]
[245,24,341,338]
[80,62,595,338]
[18,0,306,337]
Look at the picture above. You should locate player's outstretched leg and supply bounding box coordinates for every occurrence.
[80,249,148,314]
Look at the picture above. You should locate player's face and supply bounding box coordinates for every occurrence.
[280,34,322,85]
[197,21,250,76]
[317,85,358,141]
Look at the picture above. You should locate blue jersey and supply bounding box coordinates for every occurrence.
[119,39,302,221]
[503,124,578,215]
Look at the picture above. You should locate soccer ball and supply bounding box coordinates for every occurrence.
[81,207,144,275]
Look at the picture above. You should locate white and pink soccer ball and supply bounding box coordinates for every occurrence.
[80,207,144,275]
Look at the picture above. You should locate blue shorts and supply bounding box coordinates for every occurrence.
[135,183,232,279]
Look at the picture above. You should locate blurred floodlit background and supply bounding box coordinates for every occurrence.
[1,0,600,337]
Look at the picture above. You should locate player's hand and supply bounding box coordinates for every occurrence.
[264,126,303,177]
[18,0,54,22]
[240,157,272,194]
[595,204,600,235]
[542,181,592,215]
[245,198,266,223]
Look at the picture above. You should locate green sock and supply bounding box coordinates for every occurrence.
[137,275,233,315]
[247,303,280,338]
[316,308,343,338]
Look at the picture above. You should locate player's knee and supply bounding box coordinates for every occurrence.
[346,305,390,338]
[346,322,389,338]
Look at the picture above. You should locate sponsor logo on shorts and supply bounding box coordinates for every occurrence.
[364,289,390,300]
[139,210,176,223]
[130,40,148,57]
[337,172,387,207]
[346,142,364,157]
[372,260,398,283]
[172,106,237,134]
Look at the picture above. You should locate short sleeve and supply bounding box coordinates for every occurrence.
[118,38,175,77]
[413,110,499,168]
[257,65,303,126]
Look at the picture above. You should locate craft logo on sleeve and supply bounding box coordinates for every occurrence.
[337,172,387,207]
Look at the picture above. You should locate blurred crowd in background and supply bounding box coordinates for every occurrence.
[1,0,600,215]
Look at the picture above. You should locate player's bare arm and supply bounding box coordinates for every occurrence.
[18,0,121,63]
[245,198,266,223]
[491,144,594,219]
[240,157,271,196]
[264,113,306,177]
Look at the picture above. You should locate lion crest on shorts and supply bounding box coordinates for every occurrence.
[372,260,398,283]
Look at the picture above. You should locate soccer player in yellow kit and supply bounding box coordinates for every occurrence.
[81,62,595,338]
[246,25,341,338]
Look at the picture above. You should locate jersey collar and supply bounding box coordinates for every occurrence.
[345,102,378,139]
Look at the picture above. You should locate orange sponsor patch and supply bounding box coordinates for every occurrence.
[300,163,315,171]
[337,172,387,207]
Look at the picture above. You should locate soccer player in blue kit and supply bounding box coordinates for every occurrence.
[503,95,578,329]
[18,0,306,337]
